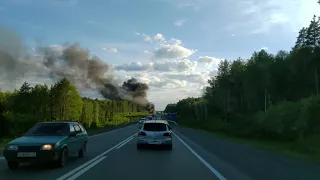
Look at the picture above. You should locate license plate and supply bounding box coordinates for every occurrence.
[148,141,161,145]
[17,152,36,157]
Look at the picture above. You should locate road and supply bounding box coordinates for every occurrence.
[0,123,319,180]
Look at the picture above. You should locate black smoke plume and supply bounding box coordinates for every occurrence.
[0,27,154,108]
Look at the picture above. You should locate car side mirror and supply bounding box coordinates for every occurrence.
[69,132,76,137]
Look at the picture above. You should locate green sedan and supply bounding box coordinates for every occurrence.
[3,121,88,170]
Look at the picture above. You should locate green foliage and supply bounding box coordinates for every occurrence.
[51,78,83,121]
[164,14,320,150]
[0,78,149,139]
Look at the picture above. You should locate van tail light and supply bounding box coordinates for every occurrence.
[138,132,146,136]
[163,132,172,136]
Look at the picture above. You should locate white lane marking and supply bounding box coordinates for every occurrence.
[56,133,137,180]
[173,132,227,180]
[88,123,136,138]
[116,137,134,149]
[65,156,107,180]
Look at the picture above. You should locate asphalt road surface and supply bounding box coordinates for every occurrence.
[0,123,320,180]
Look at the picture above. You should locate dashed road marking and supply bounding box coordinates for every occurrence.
[116,137,134,149]
[64,156,107,180]
[56,133,137,180]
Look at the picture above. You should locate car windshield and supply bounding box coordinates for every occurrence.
[143,123,167,131]
[25,123,69,136]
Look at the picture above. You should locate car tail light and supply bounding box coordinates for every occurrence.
[138,132,146,136]
[163,132,172,136]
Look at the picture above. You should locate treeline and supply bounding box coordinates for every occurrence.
[0,78,148,138]
[165,15,320,145]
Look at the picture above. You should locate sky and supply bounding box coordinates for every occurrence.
[0,0,320,110]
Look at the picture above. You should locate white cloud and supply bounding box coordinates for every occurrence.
[153,59,197,72]
[135,33,196,61]
[198,56,221,65]
[102,47,118,53]
[151,40,196,59]
[115,59,197,73]
[174,19,187,27]
[115,62,152,71]
[197,56,222,73]
[165,73,210,86]
[261,47,268,50]
[154,33,165,41]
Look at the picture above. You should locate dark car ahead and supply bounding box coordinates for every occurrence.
[3,121,88,170]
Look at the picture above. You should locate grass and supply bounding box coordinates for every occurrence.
[179,122,320,164]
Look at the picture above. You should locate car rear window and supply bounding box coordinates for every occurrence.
[143,123,167,131]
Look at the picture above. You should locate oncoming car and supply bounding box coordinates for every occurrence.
[3,121,88,170]
[139,118,145,124]
[136,120,172,150]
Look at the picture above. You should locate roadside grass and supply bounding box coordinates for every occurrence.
[179,122,320,164]
[207,131,320,163]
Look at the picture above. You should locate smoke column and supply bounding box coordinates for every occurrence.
[0,27,155,109]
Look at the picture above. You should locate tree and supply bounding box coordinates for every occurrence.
[50,78,83,121]
[164,13,320,141]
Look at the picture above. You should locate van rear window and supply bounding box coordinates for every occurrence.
[143,123,167,131]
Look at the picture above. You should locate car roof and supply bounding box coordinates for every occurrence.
[143,120,168,124]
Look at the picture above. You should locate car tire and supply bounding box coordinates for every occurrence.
[78,142,87,158]
[166,144,172,150]
[56,147,68,168]
[7,161,19,170]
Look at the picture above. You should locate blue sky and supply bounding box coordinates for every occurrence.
[0,0,320,110]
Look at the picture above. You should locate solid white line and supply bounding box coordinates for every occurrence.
[65,156,107,180]
[116,137,134,149]
[173,132,227,180]
[56,133,137,180]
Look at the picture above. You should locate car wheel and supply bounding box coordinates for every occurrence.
[78,142,87,158]
[166,144,172,150]
[57,147,68,167]
[7,161,19,170]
